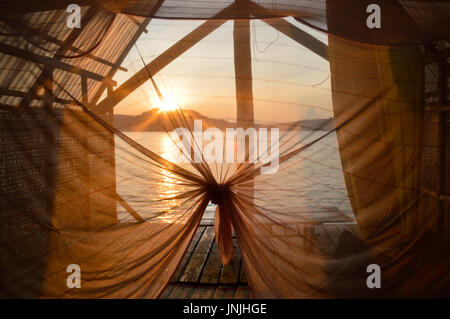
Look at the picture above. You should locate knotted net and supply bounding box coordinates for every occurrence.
[0,1,449,298]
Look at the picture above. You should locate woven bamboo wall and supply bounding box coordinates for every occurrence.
[420,44,449,237]
[0,106,117,296]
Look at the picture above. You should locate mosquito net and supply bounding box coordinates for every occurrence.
[0,1,449,298]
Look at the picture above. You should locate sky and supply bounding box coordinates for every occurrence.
[111,17,333,124]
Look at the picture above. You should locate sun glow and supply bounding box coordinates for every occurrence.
[153,93,179,112]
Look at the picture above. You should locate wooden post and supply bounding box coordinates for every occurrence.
[234,18,254,203]
[234,19,254,129]
[437,53,448,236]
[81,75,88,106]
[42,66,54,109]
[42,66,56,220]
[80,75,91,228]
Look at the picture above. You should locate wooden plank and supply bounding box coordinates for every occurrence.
[235,288,251,299]
[326,224,342,253]
[345,223,362,239]
[166,285,249,299]
[315,224,335,256]
[300,225,315,253]
[200,241,222,284]
[325,206,354,222]
[294,211,353,224]
[325,224,344,256]
[221,288,237,298]
[190,288,215,299]
[212,287,224,299]
[168,286,191,299]
[184,288,195,299]
[167,286,179,298]
[187,226,206,253]
[219,239,240,284]
[159,285,174,299]
[331,224,365,258]
[238,259,248,285]
[195,227,215,253]
[171,254,191,283]
[179,227,215,282]
[171,226,205,282]
[333,224,350,238]
[179,252,209,283]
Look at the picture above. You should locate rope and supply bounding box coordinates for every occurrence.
[134,42,165,103]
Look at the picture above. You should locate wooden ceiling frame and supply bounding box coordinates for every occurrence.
[93,1,329,115]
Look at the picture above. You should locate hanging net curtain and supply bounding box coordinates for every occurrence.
[0,0,449,298]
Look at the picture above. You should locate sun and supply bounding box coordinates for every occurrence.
[153,93,179,112]
[158,100,178,112]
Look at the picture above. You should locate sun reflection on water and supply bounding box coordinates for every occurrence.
[154,134,191,223]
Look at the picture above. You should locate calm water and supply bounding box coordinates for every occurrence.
[114,131,354,223]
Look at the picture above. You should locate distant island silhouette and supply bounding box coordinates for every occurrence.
[114,109,334,132]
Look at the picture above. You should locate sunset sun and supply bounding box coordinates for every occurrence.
[158,100,178,112]
[153,92,179,112]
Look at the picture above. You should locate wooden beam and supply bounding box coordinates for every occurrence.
[45,37,127,72]
[43,66,54,108]
[128,15,149,33]
[81,75,88,105]
[93,19,229,113]
[89,17,153,107]
[0,1,92,15]
[116,193,144,223]
[246,2,328,60]
[261,18,328,60]
[0,43,106,82]
[0,87,73,105]
[19,6,98,106]
[3,14,127,72]
[0,88,29,98]
[89,0,166,106]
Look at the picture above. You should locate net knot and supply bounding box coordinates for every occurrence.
[207,183,230,205]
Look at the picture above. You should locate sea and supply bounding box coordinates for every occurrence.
[114,131,354,224]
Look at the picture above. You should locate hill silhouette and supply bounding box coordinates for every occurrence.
[114,109,334,131]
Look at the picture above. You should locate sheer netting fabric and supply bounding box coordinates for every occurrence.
[0,1,449,298]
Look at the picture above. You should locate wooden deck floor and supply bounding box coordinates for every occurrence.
[160,223,251,298]
[160,205,360,299]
